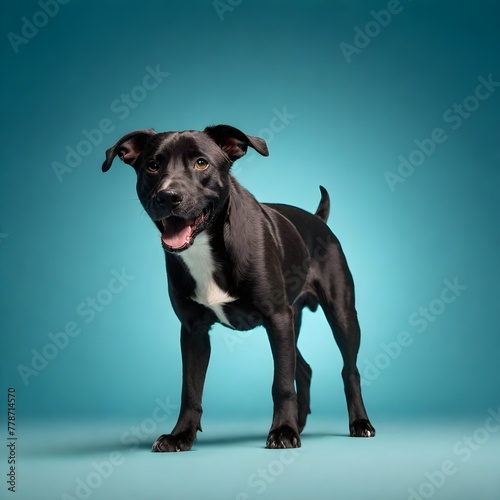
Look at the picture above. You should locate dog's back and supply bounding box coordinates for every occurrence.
[263,185,337,262]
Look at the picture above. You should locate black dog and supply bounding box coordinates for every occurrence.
[102,125,375,451]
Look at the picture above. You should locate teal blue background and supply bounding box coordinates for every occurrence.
[1,1,499,499]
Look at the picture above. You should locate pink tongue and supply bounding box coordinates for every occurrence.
[161,219,193,249]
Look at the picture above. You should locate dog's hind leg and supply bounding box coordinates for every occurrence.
[293,295,314,433]
[296,348,312,433]
[316,246,375,437]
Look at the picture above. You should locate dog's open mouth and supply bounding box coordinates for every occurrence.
[157,206,212,252]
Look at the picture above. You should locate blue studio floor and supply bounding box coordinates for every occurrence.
[9,415,500,500]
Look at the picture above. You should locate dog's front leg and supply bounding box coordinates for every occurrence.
[153,323,210,452]
[265,308,301,449]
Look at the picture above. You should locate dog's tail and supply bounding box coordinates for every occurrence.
[314,186,330,223]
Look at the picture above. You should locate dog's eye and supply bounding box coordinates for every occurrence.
[146,160,159,173]
[194,158,209,171]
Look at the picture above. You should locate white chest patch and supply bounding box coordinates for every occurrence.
[179,232,236,326]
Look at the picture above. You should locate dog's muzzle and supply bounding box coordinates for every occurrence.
[158,204,212,252]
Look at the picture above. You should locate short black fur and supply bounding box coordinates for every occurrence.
[102,124,375,451]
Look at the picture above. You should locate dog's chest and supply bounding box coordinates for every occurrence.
[178,233,236,326]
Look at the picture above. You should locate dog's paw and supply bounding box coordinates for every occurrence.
[350,419,376,438]
[266,425,301,449]
[152,431,195,452]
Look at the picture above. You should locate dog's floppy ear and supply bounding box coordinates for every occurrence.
[102,129,156,172]
[204,124,269,161]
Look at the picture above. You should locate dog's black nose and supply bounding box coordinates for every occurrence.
[156,190,183,208]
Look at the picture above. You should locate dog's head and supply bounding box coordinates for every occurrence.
[102,125,268,252]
